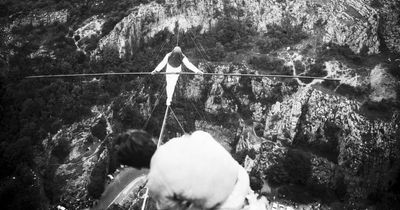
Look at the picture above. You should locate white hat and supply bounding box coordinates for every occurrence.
[172,46,182,53]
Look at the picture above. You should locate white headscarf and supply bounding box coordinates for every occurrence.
[147,131,250,209]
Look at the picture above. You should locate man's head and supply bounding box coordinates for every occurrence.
[147,131,241,209]
[112,129,156,169]
[172,46,182,54]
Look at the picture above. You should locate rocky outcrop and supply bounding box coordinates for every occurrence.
[253,86,400,207]
[74,16,106,53]
[40,106,113,209]
[369,64,398,102]
[97,0,381,57]
[96,1,217,57]
[2,1,398,209]
[29,45,56,59]
[2,9,69,61]
[39,58,399,209]
[9,9,69,28]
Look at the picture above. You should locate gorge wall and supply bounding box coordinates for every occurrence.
[43,62,400,209]
[94,0,390,57]
[1,0,400,209]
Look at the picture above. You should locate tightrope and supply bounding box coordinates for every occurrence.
[25,72,342,81]
[141,104,170,210]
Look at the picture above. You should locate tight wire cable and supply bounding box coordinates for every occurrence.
[142,83,166,129]
[187,30,214,74]
[187,31,214,73]
[169,106,186,133]
[25,72,342,81]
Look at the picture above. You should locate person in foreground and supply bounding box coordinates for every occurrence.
[114,130,252,210]
[151,46,203,106]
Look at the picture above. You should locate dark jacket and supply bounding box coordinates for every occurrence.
[168,51,184,68]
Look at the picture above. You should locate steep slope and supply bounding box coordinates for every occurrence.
[37,62,399,209]
[1,0,399,209]
[95,0,383,57]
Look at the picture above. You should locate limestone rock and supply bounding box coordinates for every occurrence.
[43,112,112,209]
[74,16,106,53]
[369,64,398,102]
[10,9,69,28]
[259,86,400,204]
[97,0,381,57]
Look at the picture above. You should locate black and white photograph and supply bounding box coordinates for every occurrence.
[0,0,399,209]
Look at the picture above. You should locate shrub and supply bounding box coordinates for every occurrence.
[248,56,292,75]
[387,60,400,79]
[335,83,370,100]
[85,35,100,52]
[87,158,107,199]
[307,61,327,77]
[206,42,226,61]
[370,0,383,8]
[359,100,394,121]
[52,137,70,162]
[91,117,108,140]
[250,174,263,191]
[259,17,308,53]
[322,121,340,163]
[257,37,281,54]
[283,149,311,185]
[213,17,257,51]
[293,60,306,74]
[264,163,290,186]
[317,43,363,65]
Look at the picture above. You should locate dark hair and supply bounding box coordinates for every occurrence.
[113,129,156,169]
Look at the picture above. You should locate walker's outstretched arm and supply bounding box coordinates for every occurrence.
[183,57,203,74]
[152,53,171,74]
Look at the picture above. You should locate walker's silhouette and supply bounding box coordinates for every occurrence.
[151,46,203,106]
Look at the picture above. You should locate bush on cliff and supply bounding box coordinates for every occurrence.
[214,17,256,51]
[264,163,290,186]
[283,149,312,185]
[258,17,308,54]
[87,158,108,199]
[248,56,292,75]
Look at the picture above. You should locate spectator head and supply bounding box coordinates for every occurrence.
[113,129,156,169]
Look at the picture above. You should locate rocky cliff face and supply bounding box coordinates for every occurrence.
[42,61,399,209]
[3,0,399,209]
[253,86,399,206]
[73,16,106,54]
[96,0,388,57]
[9,9,69,29]
[38,105,113,209]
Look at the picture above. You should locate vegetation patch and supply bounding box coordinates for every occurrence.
[87,157,108,199]
[316,43,364,65]
[359,100,397,121]
[1,1,398,209]
[91,117,108,140]
[248,56,292,75]
[264,163,290,186]
[52,137,71,162]
[386,59,400,79]
[283,149,312,185]
[370,0,384,9]
[294,60,306,74]
[175,16,256,61]
[335,83,370,100]
[299,60,328,84]
[257,17,308,54]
